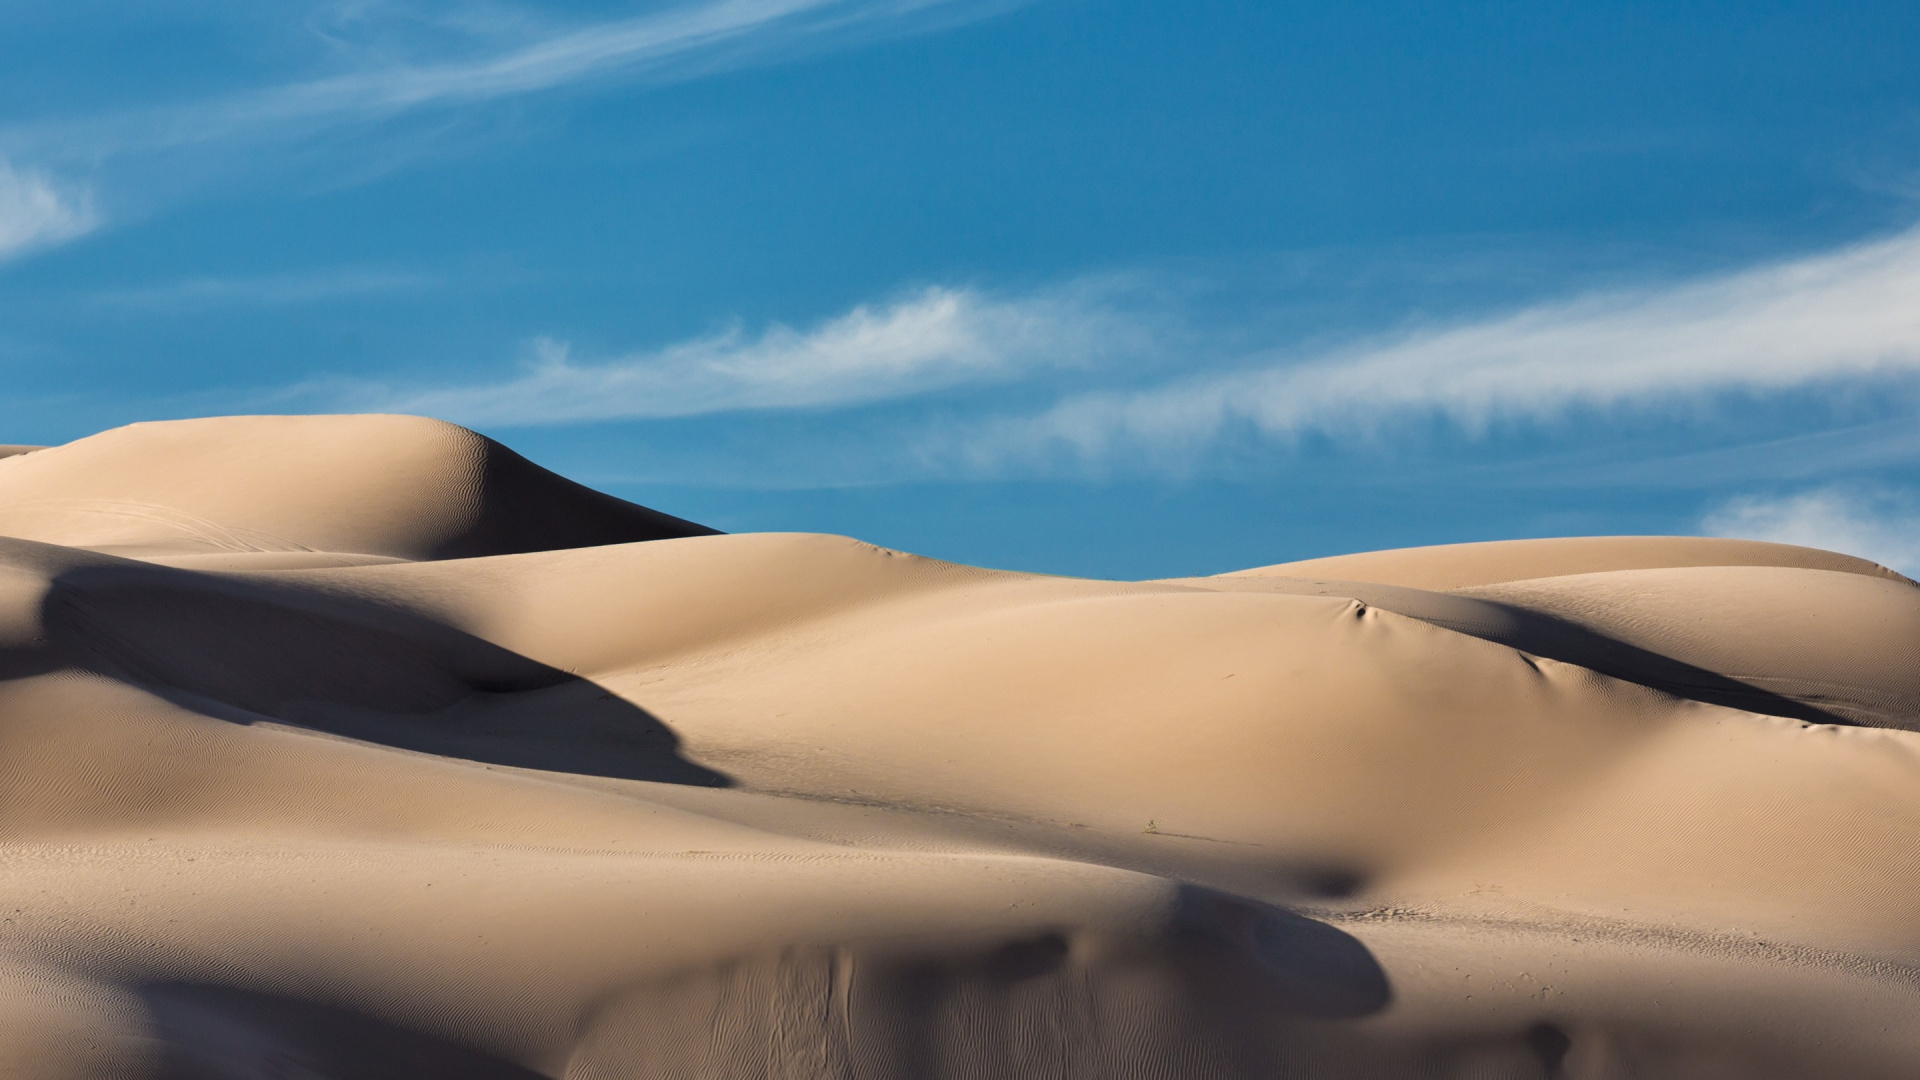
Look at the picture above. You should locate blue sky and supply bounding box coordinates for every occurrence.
[4,0,1920,578]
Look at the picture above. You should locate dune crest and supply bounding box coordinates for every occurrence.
[1228,533,1912,589]
[2,414,1918,1078]
[0,415,714,563]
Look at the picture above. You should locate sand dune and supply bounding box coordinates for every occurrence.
[1229,533,1912,589]
[0,415,712,564]
[2,415,1918,1077]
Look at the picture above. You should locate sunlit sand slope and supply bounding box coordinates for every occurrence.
[1228,533,1913,588]
[0,415,713,564]
[1,415,1917,1078]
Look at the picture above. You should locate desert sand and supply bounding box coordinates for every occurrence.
[0,414,1916,1078]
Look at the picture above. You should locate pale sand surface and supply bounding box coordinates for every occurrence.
[0,414,1917,1077]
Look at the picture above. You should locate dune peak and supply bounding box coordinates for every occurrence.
[0,414,715,562]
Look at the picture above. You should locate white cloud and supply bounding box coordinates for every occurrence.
[21,0,1006,157]
[961,225,1920,467]
[205,0,834,134]
[1702,488,1920,576]
[0,159,96,261]
[281,221,1920,483]
[358,284,1139,424]
[0,0,1012,250]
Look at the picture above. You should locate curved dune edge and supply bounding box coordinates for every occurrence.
[0,414,715,561]
[1,416,1919,1078]
[1224,534,1914,589]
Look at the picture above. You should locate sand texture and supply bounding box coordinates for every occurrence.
[0,414,1917,1078]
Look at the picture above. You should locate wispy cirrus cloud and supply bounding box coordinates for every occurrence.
[955,224,1920,469]
[298,222,1920,475]
[0,0,1019,256]
[0,158,95,261]
[1703,487,1920,576]
[12,0,1014,158]
[338,284,1145,423]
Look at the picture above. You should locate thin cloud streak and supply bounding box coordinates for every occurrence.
[959,225,1920,469]
[0,158,95,261]
[131,0,826,149]
[0,0,1006,259]
[351,285,1141,424]
[13,0,996,158]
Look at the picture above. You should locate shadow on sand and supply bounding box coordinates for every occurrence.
[37,562,730,787]
[143,982,548,1080]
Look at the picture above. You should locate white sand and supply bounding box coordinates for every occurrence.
[0,414,1915,1078]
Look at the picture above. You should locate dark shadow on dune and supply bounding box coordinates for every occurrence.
[1527,1021,1573,1076]
[0,641,62,683]
[427,437,720,559]
[141,982,546,1080]
[1280,861,1369,900]
[1319,583,1878,728]
[39,563,730,787]
[1173,886,1392,1018]
[1418,598,1871,728]
[834,890,1390,1080]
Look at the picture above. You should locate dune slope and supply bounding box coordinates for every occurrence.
[0,415,714,564]
[0,415,1918,1078]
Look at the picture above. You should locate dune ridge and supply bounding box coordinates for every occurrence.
[1230,534,1913,589]
[1,414,1918,1078]
[0,414,714,564]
